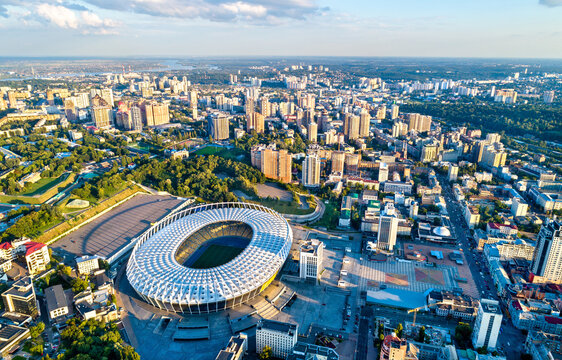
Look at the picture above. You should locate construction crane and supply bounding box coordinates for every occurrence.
[407,300,475,326]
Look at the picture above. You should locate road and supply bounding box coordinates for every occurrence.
[438,175,526,360]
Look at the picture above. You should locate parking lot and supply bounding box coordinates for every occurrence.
[53,194,184,261]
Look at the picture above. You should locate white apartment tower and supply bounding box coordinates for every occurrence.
[472,299,503,350]
[377,203,399,251]
[448,165,459,182]
[299,239,324,283]
[302,154,321,187]
[531,220,562,284]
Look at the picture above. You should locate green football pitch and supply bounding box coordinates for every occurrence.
[190,244,245,269]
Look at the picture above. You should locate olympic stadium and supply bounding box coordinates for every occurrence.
[126,202,293,314]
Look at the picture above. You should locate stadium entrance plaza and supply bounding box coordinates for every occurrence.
[115,225,473,360]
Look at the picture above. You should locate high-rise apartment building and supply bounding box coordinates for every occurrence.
[531,220,562,284]
[307,122,318,143]
[377,203,398,251]
[391,104,399,120]
[378,162,389,182]
[543,91,555,104]
[208,114,230,141]
[130,106,143,132]
[472,299,503,350]
[247,112,265,133]
[251,145,292,183]
[407,113,432,132]
[344,114,360,140]
[302,154,321,187]
[91,106,113,129]
[359,111,371,137]
[142,101,170,126]
[448,165,458,182]
[331,151,345,174]
[256,320,298,359]
[299,239,324,283]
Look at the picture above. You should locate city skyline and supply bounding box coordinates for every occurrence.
[1,0,562,58]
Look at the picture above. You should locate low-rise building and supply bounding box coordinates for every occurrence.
[215,333,248,360]
[45,284,69,322]
[287,342,339,360]
[76,255,100,276]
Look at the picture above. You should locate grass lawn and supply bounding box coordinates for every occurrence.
[19,173,69,196]
[194,146,248,162]
[190,244,244,269]
[252,197,315,215]
[312,199,340,229]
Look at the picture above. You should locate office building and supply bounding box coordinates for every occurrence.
[344,114,360,140]
[302,154,321,187]
[256,319,298,359]
[45,285,69,322]
[472,299,503,350]
[408,113,432,132]
[299,239,324,283]
[1,277,38,317]
[250,145,292,183]
[208,114,230,141]
[91,106,113,129]
[531,219,562,284]
[378,203,399,251]
[448,165,458,182]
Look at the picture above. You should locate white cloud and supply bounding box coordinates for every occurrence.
[36,3,79,29]
[539,0,562,6]
[33,3,118,33]
[83,0,323,23]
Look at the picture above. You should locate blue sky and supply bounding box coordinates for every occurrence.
[1,0,561,57]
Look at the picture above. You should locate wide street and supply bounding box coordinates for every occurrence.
[438,175,526,360]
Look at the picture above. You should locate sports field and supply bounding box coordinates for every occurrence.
[190,244,245,269]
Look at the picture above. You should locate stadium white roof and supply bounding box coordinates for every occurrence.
[127,203,292,306]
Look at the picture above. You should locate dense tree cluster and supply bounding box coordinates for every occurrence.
[132,155,265,202]
[56,319,140,360]
[401,102,562,141]
[1,204,62,241]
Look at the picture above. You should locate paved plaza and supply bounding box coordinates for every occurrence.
[358,258,458,293]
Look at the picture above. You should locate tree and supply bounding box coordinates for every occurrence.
[417,326,426,343]
[71,278,90,293]
[455,322,473,349]
[29,322,45,338]
[259,346,273,360]
[395,323,403,338]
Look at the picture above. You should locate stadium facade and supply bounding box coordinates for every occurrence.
[126,202,293,314]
